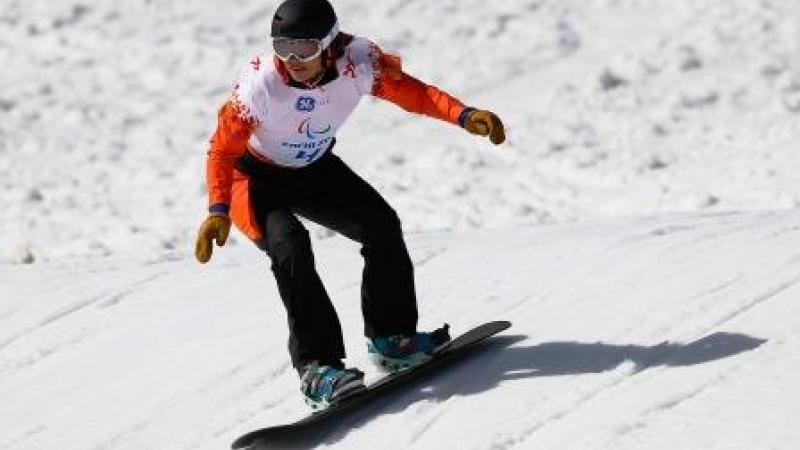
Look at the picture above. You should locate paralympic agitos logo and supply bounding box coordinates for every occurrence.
[297,118,332,139]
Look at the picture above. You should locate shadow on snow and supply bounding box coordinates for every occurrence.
[253,331,766,449]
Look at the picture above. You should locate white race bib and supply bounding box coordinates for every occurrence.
[231,37,379,167]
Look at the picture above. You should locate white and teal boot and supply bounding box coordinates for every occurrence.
[367,325,451,373]
[299,362,365,410]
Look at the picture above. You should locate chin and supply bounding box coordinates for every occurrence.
[289,71,309,82]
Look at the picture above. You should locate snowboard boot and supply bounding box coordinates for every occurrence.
[367,324,451,373]
[299,362,365,410]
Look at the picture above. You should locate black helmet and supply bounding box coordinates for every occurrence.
[271,0,338,41]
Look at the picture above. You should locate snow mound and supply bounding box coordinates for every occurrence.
[1,210,799,449]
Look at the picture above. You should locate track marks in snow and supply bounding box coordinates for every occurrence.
[615,336,773,443]
[710,275,800,330]
[488,362,639,450]
[93,272,167,308]
[480,330,766,450]
[648,382,712,415]
[0,295,101,351]
[0,270,169,373]
[619,223,700,246]
[687,276,743,302]
[92,355,295,450]
[1,424,47,450]
[412,244,448,268]
[406,399,451,447]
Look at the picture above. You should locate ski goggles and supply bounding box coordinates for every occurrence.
[272,22,339,62]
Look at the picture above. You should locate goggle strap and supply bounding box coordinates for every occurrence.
[319,21,339,50]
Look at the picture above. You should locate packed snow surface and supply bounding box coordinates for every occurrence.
[2,1,800,449]
[2,210,800,449]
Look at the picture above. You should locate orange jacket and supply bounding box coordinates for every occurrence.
[205,50,467,238]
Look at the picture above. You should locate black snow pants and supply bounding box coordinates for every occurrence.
[235,147,419,372]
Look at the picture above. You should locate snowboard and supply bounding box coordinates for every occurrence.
[231,320,512,450]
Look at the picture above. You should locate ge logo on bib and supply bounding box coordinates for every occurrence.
[296,96,316,112]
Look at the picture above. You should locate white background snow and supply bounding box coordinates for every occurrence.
[2,0,800,449]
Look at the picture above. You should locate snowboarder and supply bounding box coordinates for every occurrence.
[194,0,505,409]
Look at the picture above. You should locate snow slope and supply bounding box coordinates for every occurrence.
[2,210,799,450]
[3,1,800,448]
[2,0,800,263]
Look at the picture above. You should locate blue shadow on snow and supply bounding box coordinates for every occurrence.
[251,331,766,449]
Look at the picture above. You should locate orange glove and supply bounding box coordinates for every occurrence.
[195,214,231,263]
[463,108,506,145]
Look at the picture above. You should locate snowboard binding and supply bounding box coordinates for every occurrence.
[299,362,366,410]
[367,324,452,373]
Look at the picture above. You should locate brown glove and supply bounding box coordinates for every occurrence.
[195,214,231,263]
[464,109,506,145]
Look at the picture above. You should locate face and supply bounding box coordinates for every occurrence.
[284,55,324,83]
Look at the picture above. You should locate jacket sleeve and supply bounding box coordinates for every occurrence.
[206,101,255,211]
[370,51,468,126]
